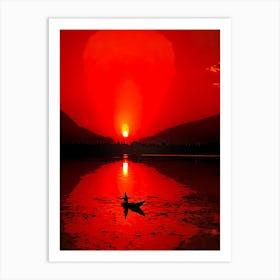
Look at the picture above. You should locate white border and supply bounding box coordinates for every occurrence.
[49,18,231,262]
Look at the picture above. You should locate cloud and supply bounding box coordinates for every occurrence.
[206,62,220,73]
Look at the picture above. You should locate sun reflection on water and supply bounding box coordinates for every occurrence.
[122,161,128,176]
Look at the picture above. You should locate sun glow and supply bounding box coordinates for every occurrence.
[122,123,129,138]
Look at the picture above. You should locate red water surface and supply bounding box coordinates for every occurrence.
[61,159,218,250]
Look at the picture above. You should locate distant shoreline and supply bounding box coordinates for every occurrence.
[139,154,220,158]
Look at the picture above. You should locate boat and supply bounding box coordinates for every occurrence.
[120,192,145,218]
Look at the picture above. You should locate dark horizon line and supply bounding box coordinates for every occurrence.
[60,109,220,142]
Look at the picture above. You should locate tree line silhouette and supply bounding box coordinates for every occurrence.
[61,141,220,159]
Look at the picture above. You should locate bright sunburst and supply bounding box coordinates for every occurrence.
[122,123,129,138]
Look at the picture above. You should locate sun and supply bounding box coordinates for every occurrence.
[122,123,129,138]
[123,131,128,138]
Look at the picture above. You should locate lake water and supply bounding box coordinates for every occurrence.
[60,155,220,250]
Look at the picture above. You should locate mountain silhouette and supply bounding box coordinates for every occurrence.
[139,115,220,145]
[60,111,113,144]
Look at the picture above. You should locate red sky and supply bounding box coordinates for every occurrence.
[60,30,220,141]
